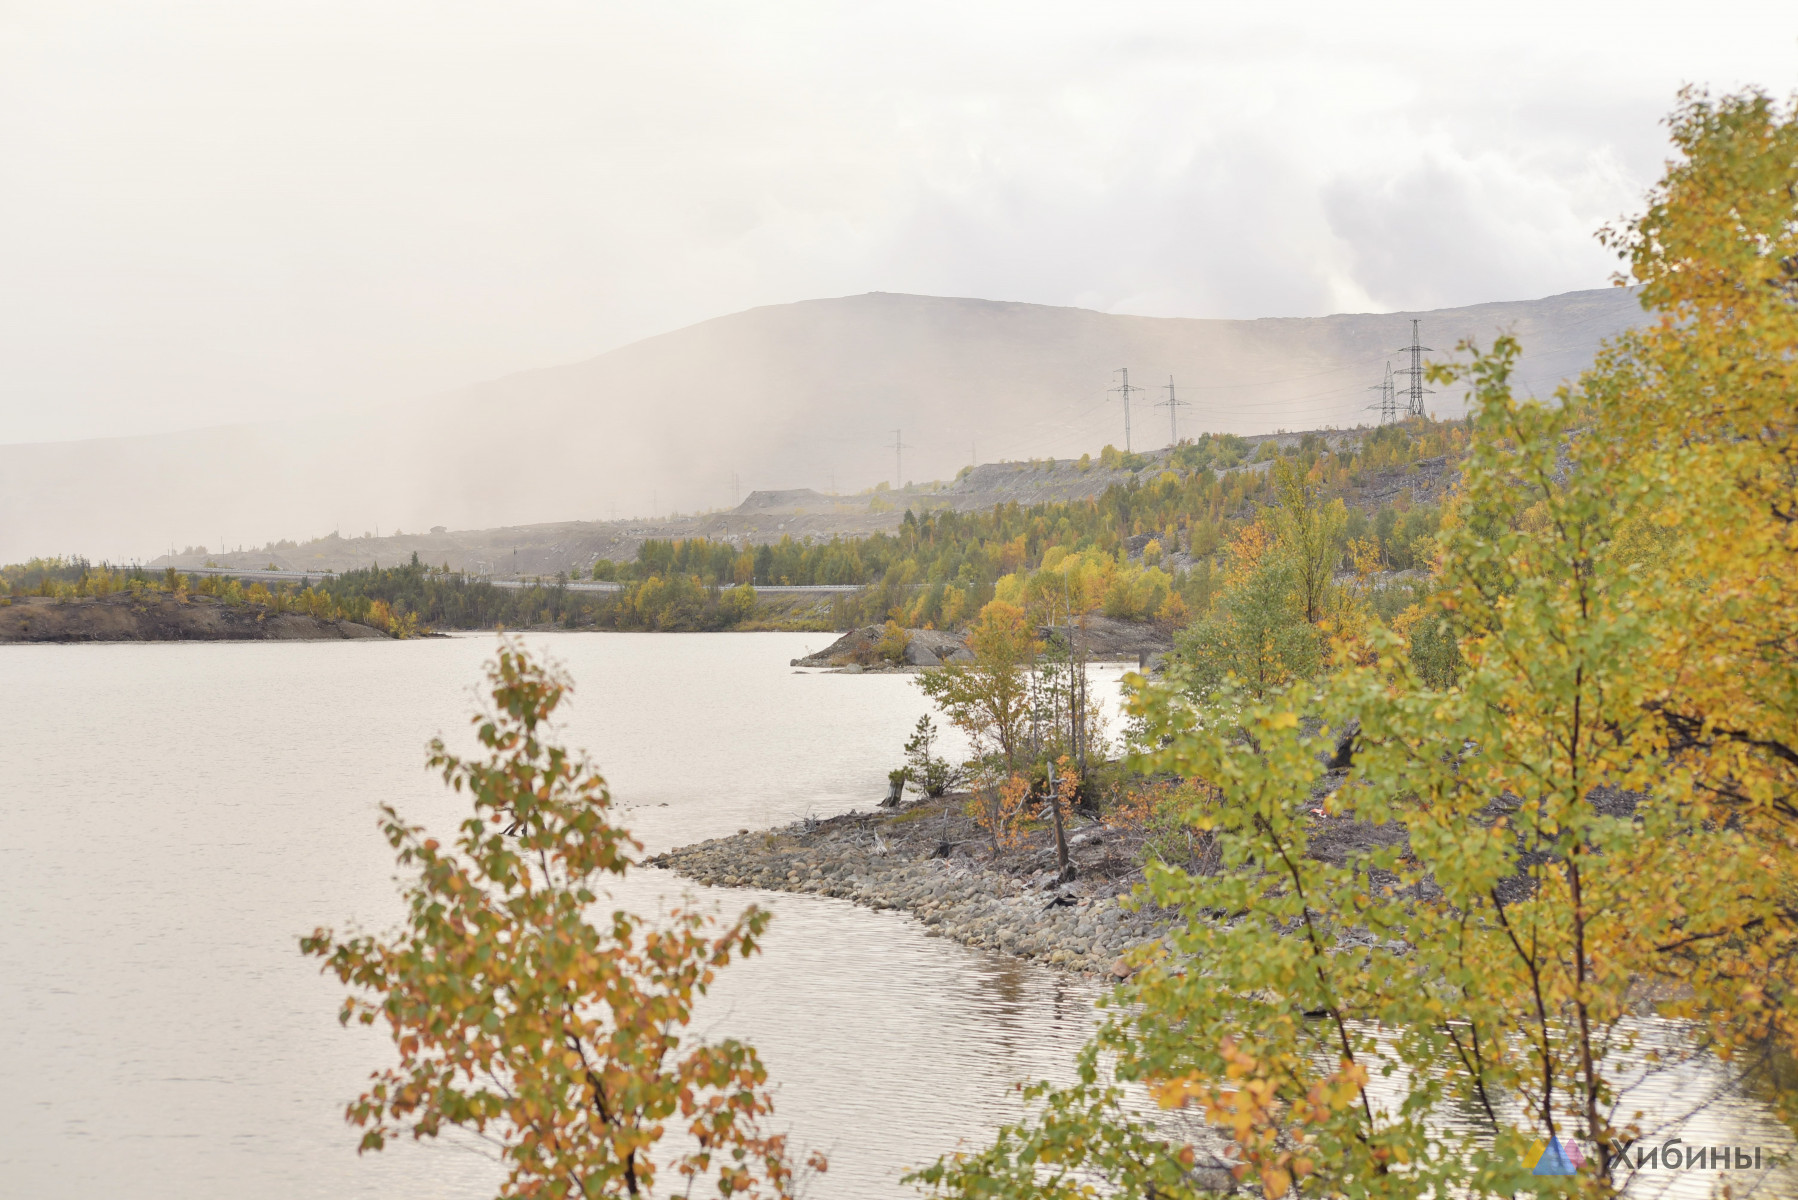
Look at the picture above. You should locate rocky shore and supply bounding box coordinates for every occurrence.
[791,615,1177,673]
[650,750,1421,978]
[790,624,974,669]
[650,795,1175,975]
[657,774,1634,979]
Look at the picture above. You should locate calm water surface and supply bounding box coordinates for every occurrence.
[0,633,1122,1199]
[2,633,1790,1198]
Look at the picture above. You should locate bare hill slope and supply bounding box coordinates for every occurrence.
[1,287,1643,562]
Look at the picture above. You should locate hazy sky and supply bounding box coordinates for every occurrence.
[3,1,1795,446]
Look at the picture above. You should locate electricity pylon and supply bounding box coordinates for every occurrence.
[1110,368,1147,452]
[1396,320,1433,417]
[1157,376,1191,445]
[888,429,911,488]
[1368,361,1397,425]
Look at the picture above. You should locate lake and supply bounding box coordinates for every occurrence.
[2,632,1790,1198]
[0,633,1127,1199]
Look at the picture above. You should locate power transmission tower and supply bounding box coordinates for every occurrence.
[1110,368,1147,452]
[888,429,911,488]
[1367,362,1397,425]
[1396,320,1433,417]
[1156,376,1191,445]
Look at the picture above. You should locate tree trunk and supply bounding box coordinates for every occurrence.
[1047,759,1074,883]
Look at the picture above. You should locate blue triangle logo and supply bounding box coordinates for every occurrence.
[1532,1135,1576,1176]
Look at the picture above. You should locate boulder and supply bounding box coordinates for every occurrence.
[790,626,881,666]
[909,627,973,663]
[790,624,972,668]
[1036,614,1175,661]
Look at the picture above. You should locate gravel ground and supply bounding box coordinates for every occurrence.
[649,791,1189,976]
[650,767,1453,979]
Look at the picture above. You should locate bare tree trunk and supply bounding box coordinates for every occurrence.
[1047,758,1074,883]
[982,780,1001,859]
[1074,607,1090,809]
[1062,577,1090,791]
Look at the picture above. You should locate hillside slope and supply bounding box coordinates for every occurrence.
[164,423,1456,579]
[1,287,1643,562]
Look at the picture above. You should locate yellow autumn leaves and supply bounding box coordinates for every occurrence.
[303,641,824,1198]
[912,85,1798,1200]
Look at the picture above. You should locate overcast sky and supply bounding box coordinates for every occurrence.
[2,1,1795,446]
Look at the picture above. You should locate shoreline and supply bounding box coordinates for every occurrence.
[0,593,388,643]
[649,795,1176,976]
[650,765,1416,977]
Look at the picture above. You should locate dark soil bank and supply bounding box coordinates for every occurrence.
[0,593,387,642]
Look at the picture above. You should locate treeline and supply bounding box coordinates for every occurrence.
[5,420,1458,639]
[0,556,773,635]
[0,558,421,637]
[314,559,761,632]
[0,556,135,595]
[597,418,1462,630]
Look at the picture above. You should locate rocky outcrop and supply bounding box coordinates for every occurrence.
[0,593,388,642]
[1039,614,1176,662]
[791,625,973,669]
[794,618,1174,670]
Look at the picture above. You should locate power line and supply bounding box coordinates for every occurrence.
[1156,376,1191,446]
[884,311,1617,465]
[1109,368,1147,452]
